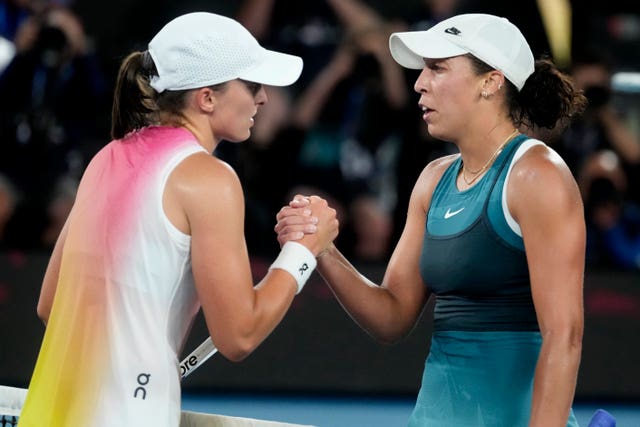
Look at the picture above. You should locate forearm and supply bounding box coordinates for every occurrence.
[250,270,299,341]
[377,54,408,109]
[236,244,323,352]
[235,0,276,39]
[316,245,416,343]
[326,0,381,30]
[292,59,351,128]
[212,269,297,361]
[529,333,582,427]
[37,217,70,324]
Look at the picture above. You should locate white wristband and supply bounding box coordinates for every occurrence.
[269,241,317,294]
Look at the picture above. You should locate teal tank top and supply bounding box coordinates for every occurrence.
[420,135,539,332]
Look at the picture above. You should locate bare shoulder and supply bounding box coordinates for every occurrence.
[171,151,242,198]
[176,151,239,181]
[165,151,245,230]
[510,143,576,190]
[417,153,459,186]
[508,143,582,219]
[411,153,459,211]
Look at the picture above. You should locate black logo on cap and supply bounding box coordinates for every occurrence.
[444,27,461,35]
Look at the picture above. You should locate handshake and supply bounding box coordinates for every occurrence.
[274,194,339,258]
[266,195,339,295]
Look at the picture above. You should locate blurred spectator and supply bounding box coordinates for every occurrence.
[555,48,640,203]
[533,46,640,270]
[571,1,640,71]
[392,0,464,31]
[292,1,410,262]
[226,0,411,262]
[0,173,18,247]
[0,5,107,250]
[0,0,45,41]
[0,33,13,72]
[214,86,307,258]
[387,0,463,247]
[0,0,45,72]
[236,0,341,89]
[464,0,552,58]
[585,175,640,270]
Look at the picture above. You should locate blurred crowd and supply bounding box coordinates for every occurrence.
[0,0,108,250]
[0,0,638,271]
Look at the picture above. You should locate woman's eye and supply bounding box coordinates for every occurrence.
[240,80,262,96]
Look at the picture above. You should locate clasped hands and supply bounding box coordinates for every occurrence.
[274,195,339,257]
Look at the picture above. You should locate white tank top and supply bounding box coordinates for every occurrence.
[20,126,207,427]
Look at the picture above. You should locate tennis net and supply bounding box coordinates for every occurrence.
[0,386,314,426]
[0,386,25,426]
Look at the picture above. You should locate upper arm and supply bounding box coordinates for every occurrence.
[508,146,585,336]
[37,215,71,323]
[382,156,453,321]
[168,153,255,342]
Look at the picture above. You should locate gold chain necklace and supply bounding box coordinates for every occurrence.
[461,129,519,186]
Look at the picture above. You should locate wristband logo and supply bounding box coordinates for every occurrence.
[299,263,309,276]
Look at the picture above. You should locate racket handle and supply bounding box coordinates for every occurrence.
[180,337,218,380]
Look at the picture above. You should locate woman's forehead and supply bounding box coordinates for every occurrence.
[423,56,473,71]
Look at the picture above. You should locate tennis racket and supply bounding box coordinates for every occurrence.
[180,336,218,380]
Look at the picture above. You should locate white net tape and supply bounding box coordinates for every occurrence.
[0,386,26,417]
[0,386,314,427]
[0,386,25,426]
[181,411,314,427]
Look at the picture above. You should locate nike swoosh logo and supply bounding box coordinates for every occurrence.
[444,207,465,219]
[444,27,461,36]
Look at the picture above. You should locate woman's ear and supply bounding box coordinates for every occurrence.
[482,71,506,97]
[195,87,216,113]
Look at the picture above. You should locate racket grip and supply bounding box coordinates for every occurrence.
[180,337,218,379]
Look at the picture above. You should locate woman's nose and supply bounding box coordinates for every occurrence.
[414,69,429,94]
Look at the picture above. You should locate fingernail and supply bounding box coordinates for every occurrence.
[295,232,304,239]
[303,209,311,216]
[306,225,317,232]
[311,216,318,224]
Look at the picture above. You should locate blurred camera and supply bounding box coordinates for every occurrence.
[584,85,611,109]
[34,25,69,68]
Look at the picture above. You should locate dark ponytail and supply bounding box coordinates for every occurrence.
[508,58,587,130]
[110,51,159,139]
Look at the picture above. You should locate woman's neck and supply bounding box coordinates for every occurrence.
[456,120,518,172]
[178,117,218,154]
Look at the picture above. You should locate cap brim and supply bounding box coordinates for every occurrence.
[239,49,303,87]
[389,31,468,69]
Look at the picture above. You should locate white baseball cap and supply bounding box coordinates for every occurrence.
[389,14,534,91]
[148,12,303,92]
